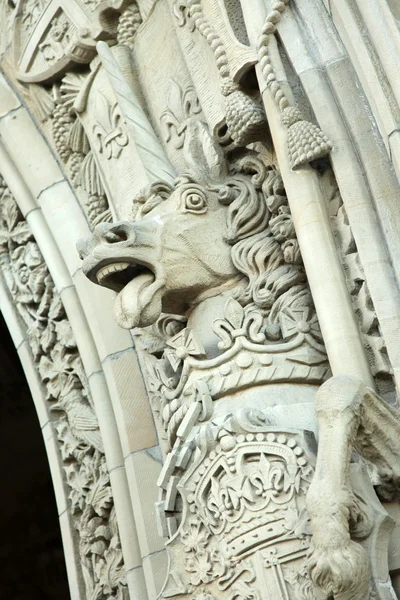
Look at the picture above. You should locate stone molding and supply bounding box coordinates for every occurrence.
[0,1,400,599]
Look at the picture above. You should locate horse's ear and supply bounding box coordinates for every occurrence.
[183,120,228,182]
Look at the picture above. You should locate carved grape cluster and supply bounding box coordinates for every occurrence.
[52,100,73,162]
[117,5,142,48]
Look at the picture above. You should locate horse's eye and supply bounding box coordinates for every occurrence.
[185,193,206,211]
[181,186,208,214]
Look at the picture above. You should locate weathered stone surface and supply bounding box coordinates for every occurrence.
[0,1,400,599]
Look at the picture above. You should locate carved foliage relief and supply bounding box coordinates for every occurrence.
[1,1,400,599]
[0,177,128,600]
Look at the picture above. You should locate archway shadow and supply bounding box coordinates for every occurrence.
[0,312,70,599]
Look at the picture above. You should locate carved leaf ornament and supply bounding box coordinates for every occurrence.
[213,298,266,350]
[8,0,397,596]
[0,181,128,599]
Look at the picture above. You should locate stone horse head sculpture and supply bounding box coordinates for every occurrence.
[78,157,309,346]
[78,122,400,600]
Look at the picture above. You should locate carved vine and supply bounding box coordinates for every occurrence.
[0,177,128,600]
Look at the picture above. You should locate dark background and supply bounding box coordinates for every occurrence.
[0,311,70,599]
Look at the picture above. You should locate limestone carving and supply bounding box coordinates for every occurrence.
[0,178,128,600]
[2,0,400,598]
[79,153,318,346]
[117,4,142,48]
[97,40,177,186]
[161,79,202,151]
[78,103,397,596]
[323,171,394,399]
[164,422,316,599]
[93,93,129,160]
[12,0,127,82]
[256,1,332,169]
[306,375,400,600]
[174,0,267,147]
[10,1,143,229]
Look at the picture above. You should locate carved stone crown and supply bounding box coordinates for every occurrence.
[169,303,327,396]
[153,298,329,447]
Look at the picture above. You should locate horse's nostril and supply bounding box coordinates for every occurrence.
[104,228,128,243]
[94,221,134,245]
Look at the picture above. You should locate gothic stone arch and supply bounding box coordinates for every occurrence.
[0,1,400,599]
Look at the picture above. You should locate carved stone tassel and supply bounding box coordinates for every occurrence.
[282,106,332,169]
[223,81,268,146]
[187,0,267,146]
[257,1,332,169]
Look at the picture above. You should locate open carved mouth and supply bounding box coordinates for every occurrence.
[87,254,164,329]
[94,261,152,292]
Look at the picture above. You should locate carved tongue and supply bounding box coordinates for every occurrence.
[113,272,163,329]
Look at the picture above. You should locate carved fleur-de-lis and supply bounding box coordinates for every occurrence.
[164,327,205,371]
[93,93,129,160]
[213,298,265,351]
[161,79,202,149]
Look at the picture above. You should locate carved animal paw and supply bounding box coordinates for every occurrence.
[307,538,370,600]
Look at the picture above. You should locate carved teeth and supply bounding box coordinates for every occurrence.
[96,262,131,285]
